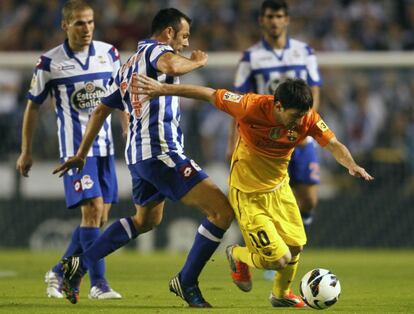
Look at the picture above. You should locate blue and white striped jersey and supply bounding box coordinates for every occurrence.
[28,40,120,158]
[234,37,322,94]
[102,39,183,165]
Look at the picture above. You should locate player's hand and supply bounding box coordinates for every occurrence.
[16,153,33,177]
[190,50,208,67]
[132,74,163,102]
[52,156,85,177]
[348,166,374,181]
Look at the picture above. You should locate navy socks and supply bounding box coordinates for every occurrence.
[180,218,225,286]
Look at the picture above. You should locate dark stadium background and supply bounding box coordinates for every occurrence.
[1,0,414,250]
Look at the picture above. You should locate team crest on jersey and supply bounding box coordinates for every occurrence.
[223,91,242,103]
[71,81,106,114]
[287,129,298,142]
[269,127,281,140]
[97,55,107,64]
[316,120,329,132]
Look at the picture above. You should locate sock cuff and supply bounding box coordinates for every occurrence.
[199,218,225,240]
[120,217,139,239]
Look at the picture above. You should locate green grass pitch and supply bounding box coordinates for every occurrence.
[0,249,413,313]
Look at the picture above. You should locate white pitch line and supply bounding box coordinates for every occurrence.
[0,270,17,278]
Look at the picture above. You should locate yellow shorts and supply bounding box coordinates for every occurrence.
[229,181,307,262]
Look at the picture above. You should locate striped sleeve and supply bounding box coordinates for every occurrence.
[234,51,255,93]
[149,44,174,70]
[27,55,52,105]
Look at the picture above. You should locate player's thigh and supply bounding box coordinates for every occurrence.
[291,183,318,212]
[229,187,289,262]
[97,155,119,206]
[272,183,307,247]
[80,196,104,227]
[62,156,103,209]
[288,142,320,185]
[180,177,232,217]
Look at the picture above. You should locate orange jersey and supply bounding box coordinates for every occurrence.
[214,89,335,192]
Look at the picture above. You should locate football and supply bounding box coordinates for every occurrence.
[299,268,341,310]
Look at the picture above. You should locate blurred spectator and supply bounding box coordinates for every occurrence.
[0,69,22,159]
[0,0,412,52]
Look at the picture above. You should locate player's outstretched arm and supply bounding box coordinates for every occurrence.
[16,100,40,177]
[324,137,374,181]
[132,74,217,104]
[157,50,208,76]
[53,103,114,177]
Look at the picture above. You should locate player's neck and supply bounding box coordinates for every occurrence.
[264,33,286,49]
[68,40,89,53]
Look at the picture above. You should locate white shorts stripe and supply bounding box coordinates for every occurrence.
[198,225,221,243]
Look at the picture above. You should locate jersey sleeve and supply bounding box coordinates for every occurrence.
[304,45,322,87]
[100,64,126,111]
[214,89,271,120]
[149,44,174,71]
[233,51,255,93]
[107,46,121,80]
[307,111,335,146]
[27,55,52,105]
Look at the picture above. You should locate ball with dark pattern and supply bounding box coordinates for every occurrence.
[299,268,341,310]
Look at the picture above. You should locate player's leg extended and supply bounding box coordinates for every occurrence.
[47,225,82,298]
[289,142,320,229]
[270,182,306,307]
[81,201,164,269]
[227,187,291,270]
[178,177,234,286]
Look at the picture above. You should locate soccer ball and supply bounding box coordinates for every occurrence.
[299,268,341,310]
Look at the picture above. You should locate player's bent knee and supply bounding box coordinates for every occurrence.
[207,209,234,230]
[289,245,304,256]
[262,251,292,270]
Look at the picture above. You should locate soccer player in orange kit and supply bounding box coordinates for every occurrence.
[132,74,373,308]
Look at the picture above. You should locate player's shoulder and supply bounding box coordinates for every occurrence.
[92,40,117,52]
[36,44,65,71]
[238,41,264,62]
[288,38,316,55]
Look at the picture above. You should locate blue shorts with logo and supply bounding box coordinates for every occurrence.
[128,153,208,206]
[288,141,320,185]
[62,155,118,209]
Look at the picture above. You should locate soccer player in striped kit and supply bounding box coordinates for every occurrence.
[53,8,234,307]
[16,0,122,300]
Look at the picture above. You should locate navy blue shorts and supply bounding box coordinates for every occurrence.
[128,153,208,206]
[62,155,118,209]
[288,141,320,185]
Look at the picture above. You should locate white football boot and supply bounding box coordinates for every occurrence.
[88,280,122,300]
[44,270,63,298]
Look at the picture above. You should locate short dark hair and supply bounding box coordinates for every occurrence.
[62,0,92,22]
[151,8,192,35]
[260,0,289,16]
[274,78,313,111]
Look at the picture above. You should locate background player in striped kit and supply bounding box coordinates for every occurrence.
[16,0,123,300]
[230,0,323,281]
[53,8,234,307]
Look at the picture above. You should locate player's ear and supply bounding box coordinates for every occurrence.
[165,26,175,40]
[275,101,283,112]
[61,20,68,32]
